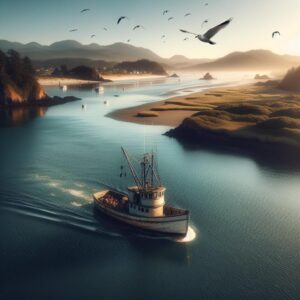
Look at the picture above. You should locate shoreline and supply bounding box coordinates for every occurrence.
[107,82,253,127]
[38,74,167,87]
[108,80,300,151]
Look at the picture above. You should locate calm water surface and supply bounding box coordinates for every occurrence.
[0,74,299,300]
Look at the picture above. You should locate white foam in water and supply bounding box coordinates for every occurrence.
[64,189,91,202]
[71,201,83,207]
[34,174,91,203]
[176,226,196,243]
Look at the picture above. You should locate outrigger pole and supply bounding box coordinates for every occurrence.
[121,147,143,188]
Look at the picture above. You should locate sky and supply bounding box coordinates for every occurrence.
[1,0,300,59]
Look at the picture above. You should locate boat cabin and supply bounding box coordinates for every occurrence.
[128,186,166,217]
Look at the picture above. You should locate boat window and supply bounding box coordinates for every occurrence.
[153,192,157,198]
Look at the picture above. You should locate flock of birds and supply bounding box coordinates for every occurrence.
[68,6,281,46]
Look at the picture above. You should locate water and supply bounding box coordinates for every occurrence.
[0,74,299,300]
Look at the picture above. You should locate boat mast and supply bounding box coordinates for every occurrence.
[121,147,142,188]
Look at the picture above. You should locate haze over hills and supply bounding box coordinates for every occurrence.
[194,50,300,71]
[0,40,207,68]
[1,40,300,72]
[0,40,162,62]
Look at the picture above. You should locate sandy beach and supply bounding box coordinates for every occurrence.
[108,83,253,127]
[38,74,167,87]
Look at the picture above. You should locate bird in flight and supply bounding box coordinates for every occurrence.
[133,25,144,30]
[180,18,233,45]
[183,37,189,41]
[117,16,129,24]
[168,17,174,21]
[163,10,169,15]
[272,31,280,38]
[90,34,96,38]
[80,9,90,13]
[184,13,192,17]
[201,19,208,27]
[127,39,131,43]
[69,29,78,32]
[103,27,108,31]
[161,35,166,39]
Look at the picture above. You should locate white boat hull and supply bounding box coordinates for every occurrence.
[94,196,189,236]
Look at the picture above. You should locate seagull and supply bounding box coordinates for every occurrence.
[184,13,192,17]
[127,39,131,43]
[117,16,128,24]
[179,18,233,45]
[205,3,208,6]
[69,29,78,32]
[80,9,90,13]
[161,35,166,39]
[168,17,174,21]
[133,25,144,30]
[90,34,96,38]
[183,37,189,41]
[201,19,208,27]
[163,10,169,15]
[103,27,108,31]
[272,31,280,38]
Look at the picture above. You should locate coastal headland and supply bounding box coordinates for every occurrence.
[109,80,300,151]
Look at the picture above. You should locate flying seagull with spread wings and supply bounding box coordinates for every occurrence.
[163,10,169,15]
[184,13,192,17]
[69,29,78,32]
[117,16,128,24]
[80,9,90,13]
[168,17,174,21]
[133,25,144,30]
[180,18,233,45]
[272,31,280,38]
[90,34,96,38]
[103,27,108,31]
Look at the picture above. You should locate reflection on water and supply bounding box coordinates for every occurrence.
[0,107,47,127]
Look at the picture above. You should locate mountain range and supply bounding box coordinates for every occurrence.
[1,40,300,71]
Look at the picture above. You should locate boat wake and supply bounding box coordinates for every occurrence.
[0,173,196,243]
[176,226,197,243]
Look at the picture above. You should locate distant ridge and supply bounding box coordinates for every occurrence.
[1,40,299,71]
[0,39,162,62]
[193,49,300,71]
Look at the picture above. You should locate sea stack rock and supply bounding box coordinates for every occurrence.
[200,72,215,80]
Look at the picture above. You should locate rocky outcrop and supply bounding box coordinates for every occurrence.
[169,73,179,78]
[278,66,300,91]
[199,72,214,80]
[0,50,80,107]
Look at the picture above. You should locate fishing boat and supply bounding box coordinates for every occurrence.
[93,148,190,236]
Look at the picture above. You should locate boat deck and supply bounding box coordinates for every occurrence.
[94,190,189,218]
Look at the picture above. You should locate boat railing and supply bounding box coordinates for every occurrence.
[164,205,189,217]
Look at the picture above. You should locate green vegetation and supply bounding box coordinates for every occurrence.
[113,59,167,75]
[0,50,45,104]
[52,64,103,81]
[160,82,300,149]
